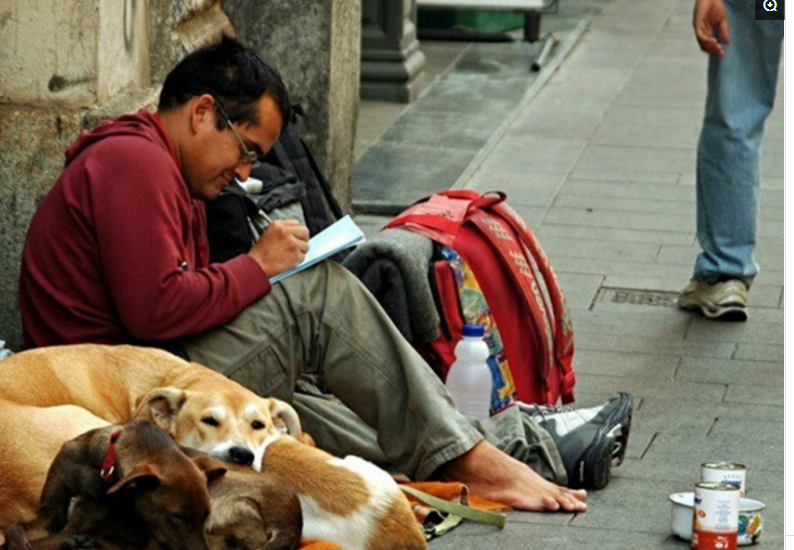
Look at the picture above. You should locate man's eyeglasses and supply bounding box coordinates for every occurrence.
[213,98,261,168]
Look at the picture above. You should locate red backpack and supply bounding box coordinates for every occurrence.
[385,190,576,406]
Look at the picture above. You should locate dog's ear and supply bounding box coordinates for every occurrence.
[134,387,187,433]
[269,399,302,438]
[206,497,261,534]
[192,454,228,483]
[107,464,160,496]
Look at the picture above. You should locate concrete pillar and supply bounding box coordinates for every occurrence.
[361,0,426,103]
[223,0,362,210]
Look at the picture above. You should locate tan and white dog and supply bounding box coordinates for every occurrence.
[255,436,428,550]
[0,344,301,533]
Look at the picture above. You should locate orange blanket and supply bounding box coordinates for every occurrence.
[298,481,510,550]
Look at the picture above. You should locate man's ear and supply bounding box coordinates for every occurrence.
[268,399,302,438]
[133,387,187,434]
[191,94,216,133]
[107,464,160,496]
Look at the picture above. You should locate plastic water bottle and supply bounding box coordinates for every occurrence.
[445,324,492,421]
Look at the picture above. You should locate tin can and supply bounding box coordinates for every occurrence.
[692,482,740,550]
[701,462,747,497]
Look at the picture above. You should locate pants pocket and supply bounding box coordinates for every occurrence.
[225,346,293,401]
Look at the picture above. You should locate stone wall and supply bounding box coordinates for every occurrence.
[0,0,359,351]
[0,0,152,350]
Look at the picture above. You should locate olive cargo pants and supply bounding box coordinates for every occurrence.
[178,261,566,483]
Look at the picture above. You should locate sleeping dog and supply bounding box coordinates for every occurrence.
[0,344,301,534]
[205,465,302,550]
[5,420,226,550]
[257,436,427,550]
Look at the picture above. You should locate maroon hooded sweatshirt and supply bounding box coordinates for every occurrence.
[19,110,270,348]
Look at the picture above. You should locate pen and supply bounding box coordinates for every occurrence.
[258,209,274,225]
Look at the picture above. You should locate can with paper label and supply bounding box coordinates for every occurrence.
[692,482,740,550]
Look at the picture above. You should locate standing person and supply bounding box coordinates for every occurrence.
[19,36,631,511]
[678,0,783,321]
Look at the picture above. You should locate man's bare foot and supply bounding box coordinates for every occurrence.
[441,441,588,512]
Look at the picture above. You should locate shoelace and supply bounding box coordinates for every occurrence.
[515,400,577,418]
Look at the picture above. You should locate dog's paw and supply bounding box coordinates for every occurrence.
[59,535,97,550]
[3,525,31,550]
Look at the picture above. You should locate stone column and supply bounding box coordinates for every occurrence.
[223,0,361,210]
[361,0,426,103]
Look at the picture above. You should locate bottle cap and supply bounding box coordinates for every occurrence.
[462,324,485,337]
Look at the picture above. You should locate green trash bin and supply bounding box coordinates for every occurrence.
[418,9,524,33]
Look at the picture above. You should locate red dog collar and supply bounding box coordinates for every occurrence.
[100,429,122,481]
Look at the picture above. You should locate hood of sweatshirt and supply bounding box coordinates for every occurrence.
[65,110,171,167]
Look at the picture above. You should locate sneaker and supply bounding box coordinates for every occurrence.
[521,392,633,490]
[677,279,748,321]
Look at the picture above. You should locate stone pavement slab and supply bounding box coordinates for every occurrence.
[676,357,784,387]
[574,333,737,360]
[536,223,695,246]
[641,429,783,474]
[725,384,784,408]
[733,343,785,363]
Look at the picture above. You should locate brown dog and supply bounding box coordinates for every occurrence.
[32,420,226,550]
[205,466,302,550]
[0,344,301,535]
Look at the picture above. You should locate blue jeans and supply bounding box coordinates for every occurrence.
[693,0,783,285]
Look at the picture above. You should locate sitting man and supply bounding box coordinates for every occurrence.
[18,36,630,511]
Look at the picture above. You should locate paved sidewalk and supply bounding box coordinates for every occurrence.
[354,0,784,548]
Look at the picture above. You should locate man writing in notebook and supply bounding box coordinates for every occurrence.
[20,37,630,511]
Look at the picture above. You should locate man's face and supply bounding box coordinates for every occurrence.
[184,94,283,201]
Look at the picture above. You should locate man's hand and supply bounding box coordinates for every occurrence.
[693,0,730,57]
[248,219,310,277]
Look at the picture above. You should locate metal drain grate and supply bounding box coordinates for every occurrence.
[595,287,679,308]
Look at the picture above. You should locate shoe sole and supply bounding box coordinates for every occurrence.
[678,299,748,322]
[571,392,633,490]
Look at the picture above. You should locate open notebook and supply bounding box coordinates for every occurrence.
[269,215,365,284]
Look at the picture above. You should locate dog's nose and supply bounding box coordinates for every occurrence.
[228,446,255,466]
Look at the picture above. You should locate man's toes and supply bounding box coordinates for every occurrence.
[565,488,588,501]
[542,496,560,511]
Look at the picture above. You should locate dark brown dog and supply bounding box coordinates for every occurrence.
[205,466,302,550]
[29,420,226,550]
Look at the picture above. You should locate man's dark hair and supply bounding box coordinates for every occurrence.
[158,36,291,130]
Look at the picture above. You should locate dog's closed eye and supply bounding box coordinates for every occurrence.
[170,512,193,526]
[202,417,220,427]
[251,421,265,430]
[223,534,241,549]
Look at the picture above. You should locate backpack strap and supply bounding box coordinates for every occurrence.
[489,201,576,404]
[466,210,558,401]
[289,106,344,220]
[265,104,344,235]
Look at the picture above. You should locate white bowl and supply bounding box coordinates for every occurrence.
[669,492,765,545]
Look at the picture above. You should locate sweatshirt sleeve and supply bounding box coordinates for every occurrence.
[87,138,271,341]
